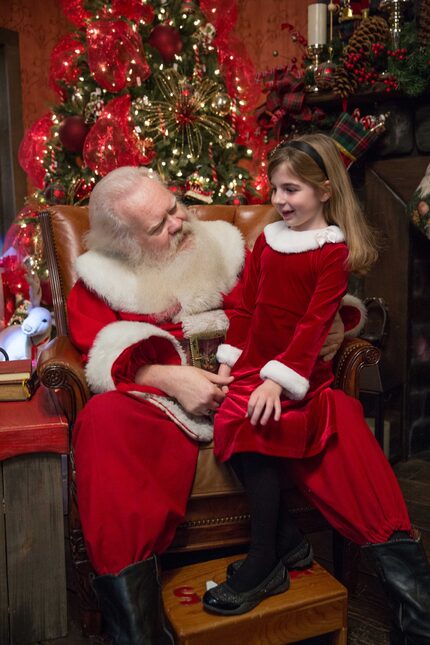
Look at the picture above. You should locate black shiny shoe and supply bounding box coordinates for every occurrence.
[226,537,313,580]
[202,561,290,616]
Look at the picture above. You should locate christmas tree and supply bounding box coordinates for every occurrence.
[18,0,264,207]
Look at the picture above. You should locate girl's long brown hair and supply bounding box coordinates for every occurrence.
[268,133,378,274]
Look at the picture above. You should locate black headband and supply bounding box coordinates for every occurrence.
[283,140,328,179]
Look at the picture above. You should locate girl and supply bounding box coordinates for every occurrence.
[203,136,430,641]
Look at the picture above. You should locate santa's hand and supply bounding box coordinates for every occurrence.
[135,364,233,416]
[247,379,282,426]
[320,311,344,362]
[170,366,233,416]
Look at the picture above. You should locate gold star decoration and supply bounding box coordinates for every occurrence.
[138,69,232,157]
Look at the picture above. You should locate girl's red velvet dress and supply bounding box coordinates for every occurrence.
[214,223,411,544]
[214,224,350,461]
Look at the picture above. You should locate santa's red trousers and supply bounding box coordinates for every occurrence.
[73,390,411,575]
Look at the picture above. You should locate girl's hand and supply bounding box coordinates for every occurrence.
[218,363,232,393]
[247,379,282,426]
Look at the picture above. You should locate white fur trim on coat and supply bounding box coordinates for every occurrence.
[86,321,186,393]
[180,310,229,338]
[260,360,309,401]
[216,343,242,367]
[264,222,345,254]
[341,294,367,337]
[76,220,245,317]
[128,391,213,442]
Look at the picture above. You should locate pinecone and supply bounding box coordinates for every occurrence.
[417,0,430,45]
[345,16,390,55]
[332,66,359,97]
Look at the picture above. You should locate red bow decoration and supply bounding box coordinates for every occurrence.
[86,19,151,92]
[256,69,326,140]
[83,95,155,176]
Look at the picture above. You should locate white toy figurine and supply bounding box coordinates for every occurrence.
[0,306,53,361]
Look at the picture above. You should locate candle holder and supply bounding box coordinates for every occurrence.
[379,0,411,49]
[305,45,325,93]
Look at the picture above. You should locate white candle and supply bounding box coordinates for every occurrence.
[308,3,327,46]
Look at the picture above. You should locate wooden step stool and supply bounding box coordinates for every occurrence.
[162,555,347,645]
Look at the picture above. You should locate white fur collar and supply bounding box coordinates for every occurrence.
[76,220,245,316]
[264,222,345,253]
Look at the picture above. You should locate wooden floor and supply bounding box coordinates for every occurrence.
[37,451,430,645]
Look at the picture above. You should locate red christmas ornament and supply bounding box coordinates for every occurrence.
[49,33,85,100]
[43,183,67,205]
[111,0,154,24]
[148,25,183,62]
[59,116,90,153]
[18,112,53,189]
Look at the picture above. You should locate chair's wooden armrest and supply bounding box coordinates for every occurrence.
[37,335,91,425]
[333,337,381,399]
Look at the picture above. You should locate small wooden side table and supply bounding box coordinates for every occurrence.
[162,556,347,644]
[0,386,68,645]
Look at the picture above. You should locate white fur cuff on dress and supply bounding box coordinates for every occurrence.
[260,360,309,401]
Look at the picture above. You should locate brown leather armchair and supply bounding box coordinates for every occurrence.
[38,203,380,636]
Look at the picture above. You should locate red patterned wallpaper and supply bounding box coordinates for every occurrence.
[236,0,307,75]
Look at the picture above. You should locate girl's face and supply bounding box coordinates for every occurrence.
[270,161,330,231]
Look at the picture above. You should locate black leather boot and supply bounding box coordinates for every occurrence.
[91,557,174,645]
[363,531,430,645]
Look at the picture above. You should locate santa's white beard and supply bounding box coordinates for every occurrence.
[139,217,196,268]
[131,218,232,317]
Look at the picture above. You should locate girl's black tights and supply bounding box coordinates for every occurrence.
[228,452,281,592]
[229,452,303,592]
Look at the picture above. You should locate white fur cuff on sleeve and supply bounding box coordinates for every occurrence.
[216,343,242,367]
[260,360,309,401]
[86,321,186,393]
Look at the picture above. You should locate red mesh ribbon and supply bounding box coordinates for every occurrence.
[0,256,29,326]
[83,95,154,175]
[200,0,256,110]
[86,20,151,92]
[3,206,40,263]
[111,0,155,24]
[59,0,92,27]
[18,112,53,189]
[200,0,238,41]
[49,34,85,100]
